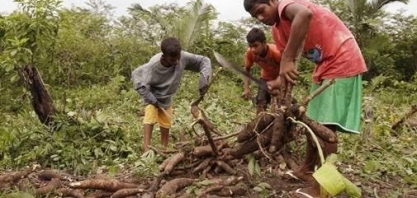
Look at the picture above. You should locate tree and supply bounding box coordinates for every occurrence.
[386,14,417,81]
[126,0,216,51]
[0,0,62,124]
[315,0,409,80]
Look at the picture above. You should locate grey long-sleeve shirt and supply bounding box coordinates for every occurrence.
[131,51,212,108]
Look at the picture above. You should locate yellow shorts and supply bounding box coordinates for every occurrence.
[143,105,173,128]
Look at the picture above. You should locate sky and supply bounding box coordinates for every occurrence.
[1,0,416,22]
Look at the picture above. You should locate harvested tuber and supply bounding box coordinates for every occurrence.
[69,179,137,191]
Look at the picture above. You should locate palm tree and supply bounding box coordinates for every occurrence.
[128,0,216,50]
[346,0,409,47]
[317,0,408,48]
[173,0,215,50]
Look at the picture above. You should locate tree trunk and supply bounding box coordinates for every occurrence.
[21,65,56,125]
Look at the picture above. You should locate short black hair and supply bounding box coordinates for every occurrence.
[246,28,266,44]
[243,0,270,12]
[161,37,181,56]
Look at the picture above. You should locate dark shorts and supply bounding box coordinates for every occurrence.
[255,79,271,105]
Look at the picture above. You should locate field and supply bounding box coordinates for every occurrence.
[1,73,417,198]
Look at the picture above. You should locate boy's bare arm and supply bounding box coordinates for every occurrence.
[241,67,252,99]
[136,85,158,105]
[243,67,252,91]
[282,3,312,60]
[279,3,312,84]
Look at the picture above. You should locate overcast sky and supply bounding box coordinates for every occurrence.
[1,0,416,22]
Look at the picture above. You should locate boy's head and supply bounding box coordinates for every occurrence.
[161,37,181,67]
[246,28,267,56]
[243,0,279,26]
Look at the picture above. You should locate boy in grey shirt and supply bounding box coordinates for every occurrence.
[132,37,212,151]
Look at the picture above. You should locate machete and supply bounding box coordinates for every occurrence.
[213,51,268,90]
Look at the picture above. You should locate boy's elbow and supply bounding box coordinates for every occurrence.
[202,56,212,69]
[131,67,139,77]
[203,56,211,65]
[302,9,313,20]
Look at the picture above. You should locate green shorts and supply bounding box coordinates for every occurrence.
[306,75,363,134]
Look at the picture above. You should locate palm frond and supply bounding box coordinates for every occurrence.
[347,0,408,18]
[176,0,214,50]
[372,0,409,10]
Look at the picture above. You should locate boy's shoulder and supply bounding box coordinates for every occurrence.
[245,48,255,60]
[136,53,162,71]
[267,44,281,55]
[180,50,204,58]
[180,51,209,64]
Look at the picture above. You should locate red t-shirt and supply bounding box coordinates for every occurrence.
[245,43,281,81]
[272,0,367,83]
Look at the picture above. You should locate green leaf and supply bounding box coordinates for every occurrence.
[248,157,255,176]
[197,179,215,186]
[343,177,362,198]
[254,160,261,176]
[109,145,117,152]
[10,74,19,83]
[5,64,14,72]
[253,186,263,192]
[94,148,103,157]
[10,49,18,56]
[4,192,34,198]
[108,165,119,177]
[257,182,271,189]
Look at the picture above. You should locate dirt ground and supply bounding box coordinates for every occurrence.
[0,142,410,198]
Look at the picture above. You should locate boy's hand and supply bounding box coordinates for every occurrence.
[267,76,284,90]
[151,101,160,107]
[241,89,252,100]
[280,58,299,84]
[199,85,209,97]
[269,89,280,96]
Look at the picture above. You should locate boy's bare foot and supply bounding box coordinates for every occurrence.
[289,186,322,198]
[284,170,314,182]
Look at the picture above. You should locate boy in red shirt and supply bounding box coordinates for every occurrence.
[244,0,367,197]
[242,28,281,115]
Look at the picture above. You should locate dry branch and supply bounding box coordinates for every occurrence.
[21,65,56,125]
[201,124,218,156]
[392,105,417,130]
[301,79,335,107]
[191,67,223,107]
[230,127,273,158]
[213,131,240,141]
[190,106,220,155]
[236,113,275,143]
